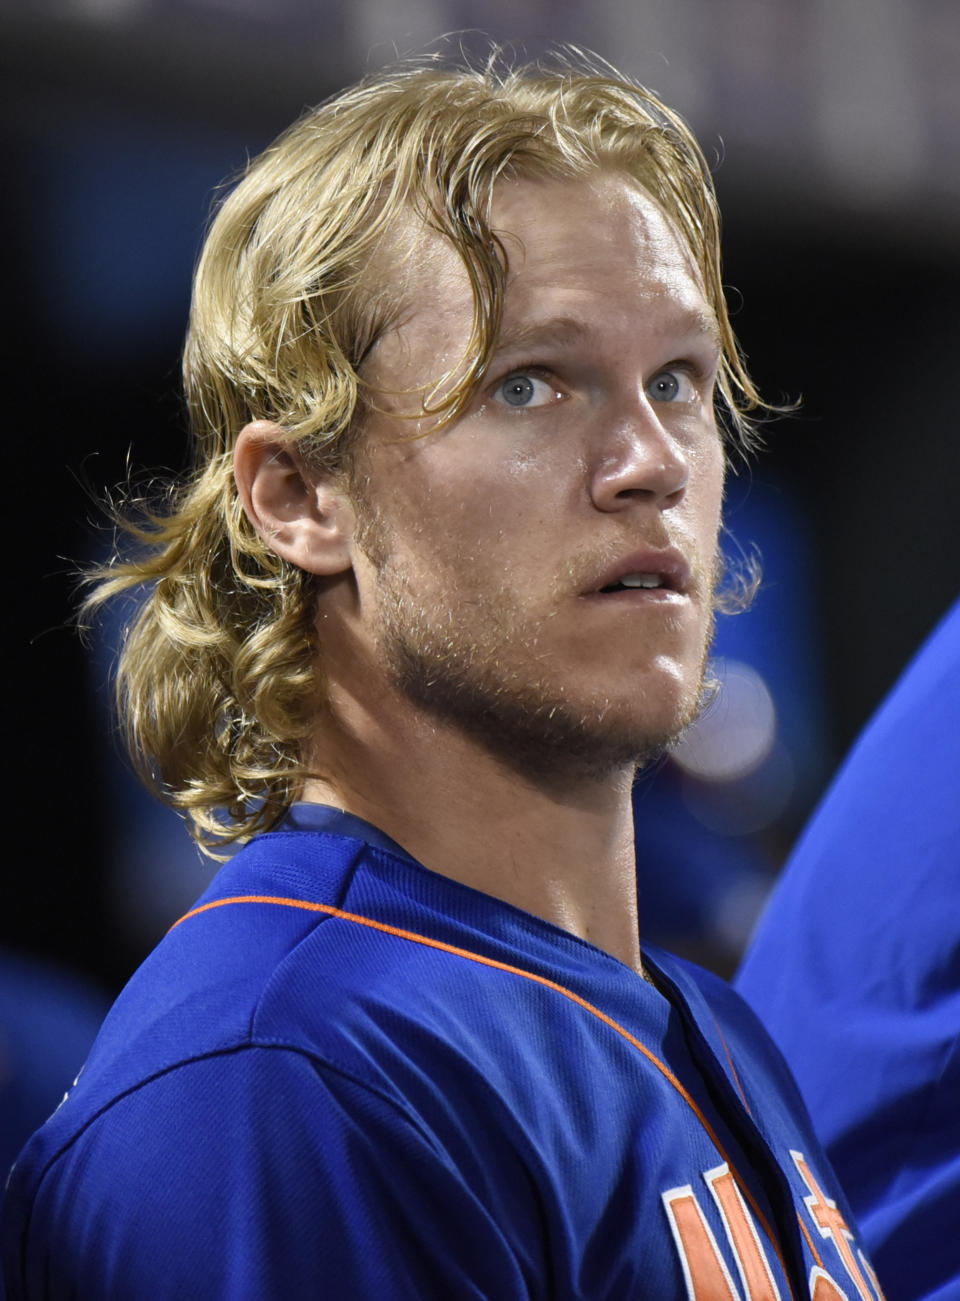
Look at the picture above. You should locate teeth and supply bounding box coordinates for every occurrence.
[620,573,663,589]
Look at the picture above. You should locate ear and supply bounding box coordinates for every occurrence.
[233,420,356,576]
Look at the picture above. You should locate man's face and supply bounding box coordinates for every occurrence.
[342,172,726,781]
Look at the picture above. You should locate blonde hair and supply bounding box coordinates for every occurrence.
[86,48,767,854]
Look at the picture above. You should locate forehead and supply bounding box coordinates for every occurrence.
[362,173,717,396]
[492,173,716,347]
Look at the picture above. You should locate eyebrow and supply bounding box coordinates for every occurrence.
[494,316,591,355]
[494,308,722,357]
[681,309,723,351]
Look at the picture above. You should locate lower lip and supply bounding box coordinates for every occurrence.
[582,588,688,606]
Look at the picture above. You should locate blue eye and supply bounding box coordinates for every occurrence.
[646,370,682,402]
[500,374,537,406]
[496,373,557,409]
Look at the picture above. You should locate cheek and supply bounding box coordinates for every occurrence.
[693,440,726,531]
[399,442,571,551]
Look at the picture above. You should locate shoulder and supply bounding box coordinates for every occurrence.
[2,830,633,1299]
[45,828,542,1139]
[2,820,544,1299]
[2,1042,530,1300]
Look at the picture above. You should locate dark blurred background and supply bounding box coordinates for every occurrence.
[2,0,958,1008]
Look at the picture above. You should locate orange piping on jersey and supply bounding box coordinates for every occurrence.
[710,1015,750,1111]
[796,1214,824,1270]
[170,892,796,1297]
[702,1004,822,1269]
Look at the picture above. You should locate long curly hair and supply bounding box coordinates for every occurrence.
[84,47,768,855]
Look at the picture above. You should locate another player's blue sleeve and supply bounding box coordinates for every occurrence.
[4,1046,531,1300]
[736,598,960,1301]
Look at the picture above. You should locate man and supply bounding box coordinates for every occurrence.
[737,599,960,1301]
[2,55,882,1299]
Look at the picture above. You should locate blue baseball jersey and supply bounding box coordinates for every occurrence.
[3,810,881,1299]
[737,599,960,1301]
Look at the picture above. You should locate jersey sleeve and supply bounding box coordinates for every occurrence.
[5,1045,532,1300]
[735,599,960,1299]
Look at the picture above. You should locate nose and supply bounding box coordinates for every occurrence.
[589,392,690,512]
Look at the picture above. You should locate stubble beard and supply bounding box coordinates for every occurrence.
[360,519,717,791]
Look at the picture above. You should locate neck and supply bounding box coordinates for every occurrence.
[301,676,645,974]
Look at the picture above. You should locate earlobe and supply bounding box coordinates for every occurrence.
[233,420,355,576]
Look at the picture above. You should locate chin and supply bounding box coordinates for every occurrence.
[372,565,714,785]
[395,650,704,788]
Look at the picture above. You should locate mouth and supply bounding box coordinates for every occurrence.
[587,549,692,599]
[599,572,669,594]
